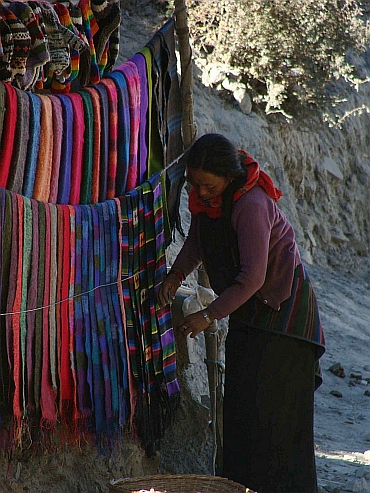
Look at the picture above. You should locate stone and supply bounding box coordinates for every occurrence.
[330,390,343,398]
[322,156,344,180]
[329,362,346,378]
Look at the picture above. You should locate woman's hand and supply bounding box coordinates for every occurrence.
[177,310,213,338]
[157,272,182,307]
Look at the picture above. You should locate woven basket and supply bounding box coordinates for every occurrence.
[109,474,254,493]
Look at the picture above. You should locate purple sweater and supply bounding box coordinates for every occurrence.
[172,186,301,320]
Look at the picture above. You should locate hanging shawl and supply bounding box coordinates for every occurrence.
[23,93,41,198]
[0,188,7,407]
[140,47,162,178]
[119,174,179,453]
[48,96,63,203]
[0,83,6,144]
[8,193,22,427]
[59,205,74,411]
[7,88,29,194]
[67,205,79,422]
[79,90,94,204]
[106,70,130,196]
[90,203,108,435]
[40,202,57,428]
[33,95,53,202]
[83,87,102,203]
[113,198,130,427]
[146,17,183,167]
[48,204,58,393]
[20,197,32,416]
[116,61,140,192]
[94,83,109,201]
[74,205,91,416]
[99,78,118,199]
[56,95,73,204]
[131,53,149,185]
[26,199,39,412]
[147,174,179,397]
[0,83,17,188]
[68,93,85,204]
[1,192,12,410]
[189,151,283,218]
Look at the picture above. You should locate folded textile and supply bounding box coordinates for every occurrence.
[23,93,41,198]
[48,95,63,203]
[33,95,53,202]
[99,77,118,199]
[56,95,73,204]
[83,87,101,203]
[68,93,85,204]
[131,53,149,186]
[106,70,130,196]
[0,83,17,189]
[7,88,29,194]
[115,61,140,192]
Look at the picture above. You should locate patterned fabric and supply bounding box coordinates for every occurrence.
[116,61,140,192]
[106,70,130,196]
[119,173,180,452]
[230,263,325,387]
[100,78,118,199]
[7,88,29,194]
[23,93,41,198]
[146,18,183,167]
[0,83,17,188]
[131,53,149,185]
[33,95,53,202]
[68,93,85,204]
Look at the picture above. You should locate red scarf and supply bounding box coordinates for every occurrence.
[188,150,283,218]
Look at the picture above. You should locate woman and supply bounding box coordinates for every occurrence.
[158,133,325,493]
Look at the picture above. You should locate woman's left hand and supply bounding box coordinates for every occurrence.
[176,311,211,338]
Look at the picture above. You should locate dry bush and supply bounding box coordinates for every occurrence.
[181,0,370,116]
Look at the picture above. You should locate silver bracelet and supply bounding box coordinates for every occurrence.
[201,309,213,325]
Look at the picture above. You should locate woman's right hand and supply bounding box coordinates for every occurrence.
[157,273,182,307]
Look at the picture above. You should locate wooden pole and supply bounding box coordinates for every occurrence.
[174,1,222,475]
[174,0,197,149]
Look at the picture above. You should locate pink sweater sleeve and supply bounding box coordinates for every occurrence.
[207,191,273,320]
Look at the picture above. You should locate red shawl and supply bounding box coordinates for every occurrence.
[189,150,283,218]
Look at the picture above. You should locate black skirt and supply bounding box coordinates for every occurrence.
[222,324,318,493]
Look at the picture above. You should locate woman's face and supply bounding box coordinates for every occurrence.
[187,167,230,201]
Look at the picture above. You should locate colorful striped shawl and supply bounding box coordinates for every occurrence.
[56,95,73,204]
[131,53,149,185]
[99,78,118,199]
[116,61,140,192]
[33,95,53,202]
[83,87,102,203]
[147,174,179,397]
[0,83,17,189]
[79,90,94,205]
[26,199,39,412]
[106,70,130,196]
[23,93,41,198]
[7,88,29,194]
[93,83,109,202]
[48,96,63,203]
[68,93,85,204]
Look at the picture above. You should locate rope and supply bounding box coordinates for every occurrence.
[0,270,164,316]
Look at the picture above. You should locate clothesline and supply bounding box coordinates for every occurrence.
[0,270,162,316]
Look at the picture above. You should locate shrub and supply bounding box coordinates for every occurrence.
[181,0,370,116]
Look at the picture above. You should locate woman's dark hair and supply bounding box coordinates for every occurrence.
[186,133,247,181]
